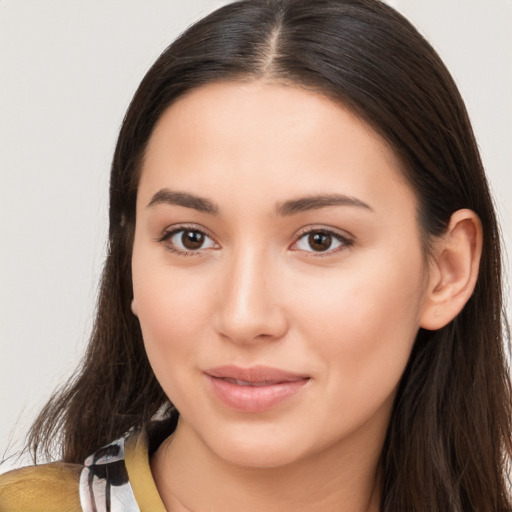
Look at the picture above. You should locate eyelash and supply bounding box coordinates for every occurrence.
[157,224,218,257]
[157,225,353,258]
[291,227,354,257]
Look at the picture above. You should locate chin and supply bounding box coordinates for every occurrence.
[216,441,305,469]
[199,422,313,469]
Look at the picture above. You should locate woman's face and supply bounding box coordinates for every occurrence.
[132,81,432,468]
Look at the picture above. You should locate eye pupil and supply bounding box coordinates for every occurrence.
[182,230,205,250]
[308,232,332,251]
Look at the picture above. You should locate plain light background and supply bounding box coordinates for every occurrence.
[1,0,511,473]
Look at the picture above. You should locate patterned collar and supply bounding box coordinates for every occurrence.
[79,415,177,512]
[80,434,138,512]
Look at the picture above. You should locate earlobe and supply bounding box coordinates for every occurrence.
[420,209,483,330]
[131,299,138,317]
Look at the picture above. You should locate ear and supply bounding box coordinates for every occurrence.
[131,299,139,317]
[420,209,483,330]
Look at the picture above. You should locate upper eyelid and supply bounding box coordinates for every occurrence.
[294,225,354,241]
[157,223,216,242]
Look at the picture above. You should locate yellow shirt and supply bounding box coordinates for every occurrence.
[0,426,167,512]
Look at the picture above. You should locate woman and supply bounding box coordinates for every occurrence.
[1,0,510,510]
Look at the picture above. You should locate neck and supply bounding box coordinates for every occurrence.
[151,417,384,512]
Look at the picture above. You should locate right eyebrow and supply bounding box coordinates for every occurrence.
[146,189,219,215]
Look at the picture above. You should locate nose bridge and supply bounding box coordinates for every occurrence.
[216,243,287,343]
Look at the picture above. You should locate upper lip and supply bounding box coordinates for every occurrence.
[204,365,310,384]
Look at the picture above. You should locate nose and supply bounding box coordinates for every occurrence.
[214,248,289,344]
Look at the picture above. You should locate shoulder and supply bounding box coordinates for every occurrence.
[0,462,82,512]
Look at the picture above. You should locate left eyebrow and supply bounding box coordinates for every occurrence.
[276,194,374,216]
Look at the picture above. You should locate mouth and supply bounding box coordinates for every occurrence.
[220,378,287,387]
[204,365,310,413]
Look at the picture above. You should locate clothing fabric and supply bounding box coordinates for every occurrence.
[0,420,172,512]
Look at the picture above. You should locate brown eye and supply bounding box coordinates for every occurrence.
[181,230,205,250]
[293,229,350,255]
[164,228,217,254]
[308,232,332,252]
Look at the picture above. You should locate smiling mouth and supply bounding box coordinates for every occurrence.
[204,365,310,413]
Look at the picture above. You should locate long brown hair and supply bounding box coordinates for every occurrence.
[28,1,511,510]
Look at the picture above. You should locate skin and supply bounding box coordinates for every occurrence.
[131,81,481,511]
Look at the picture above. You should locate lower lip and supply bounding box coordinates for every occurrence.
[205,375,309,413]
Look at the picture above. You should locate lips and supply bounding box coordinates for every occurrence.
[204,365,310,413]
[222,378,281,387]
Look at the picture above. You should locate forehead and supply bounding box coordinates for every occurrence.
[138,80,415,216]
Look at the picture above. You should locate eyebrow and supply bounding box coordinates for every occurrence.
[146,188,373,216]
[147,189,219,215]
[276,194,373,216]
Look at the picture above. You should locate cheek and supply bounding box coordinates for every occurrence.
[131,247,215,385]
[290,252,425,403]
